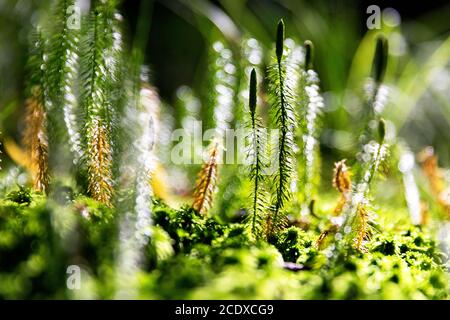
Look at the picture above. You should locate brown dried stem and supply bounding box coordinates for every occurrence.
[332,159,352,215]
[87,119,114,207]
[192,140,219,215]
[23,86,49,193]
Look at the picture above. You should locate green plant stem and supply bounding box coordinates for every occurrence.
[275,62,288,217]
[251,114,260,235]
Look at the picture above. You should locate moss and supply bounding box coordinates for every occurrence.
[0,197,68,299]
[373,239,397,255]
[0,191,448,299]
[71,196,118,294]
[147,254,215,299]
[273,227,321,268]
[144,226,174,269]
[6,186,33,206]
[153,204,226,253]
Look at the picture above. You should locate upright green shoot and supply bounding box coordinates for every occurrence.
[46,0,82,167]
[79,0,123,206]
[203,40,237,137]
[267,20,296,237]
[359,35,389,148]
[338,118,388,254]
[246,69,267,238]
[297,40,325,215]
[325,37,390,259]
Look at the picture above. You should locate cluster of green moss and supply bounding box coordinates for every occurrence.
[0,186,448,299]
[152,202,226,253]
[142,201,448,299]
[0,188,66,298]
[272,227,321,267]
[0,186,117,299]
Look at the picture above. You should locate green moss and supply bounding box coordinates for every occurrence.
[6,186,33,205]
[0,197,68,299]
[153,203,226,252]
[273,227,322,267]
[0,192,448,299]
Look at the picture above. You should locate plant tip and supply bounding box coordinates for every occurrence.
[304,40,314,70]
[378,118,386,143]
[309,199,318,218]
[276,19,285,63]
[372,35,388,83]
[249,68,257,115]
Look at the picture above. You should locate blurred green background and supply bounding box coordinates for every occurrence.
[1,0,449,167]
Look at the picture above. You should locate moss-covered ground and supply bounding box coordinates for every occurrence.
[0,184,447,299]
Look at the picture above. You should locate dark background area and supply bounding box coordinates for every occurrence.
[1,0,449,166]
[119,0,450,103]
